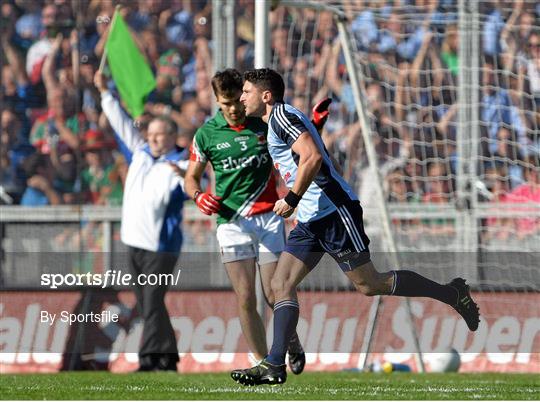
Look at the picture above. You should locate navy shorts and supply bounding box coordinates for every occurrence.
[285,200,371,271]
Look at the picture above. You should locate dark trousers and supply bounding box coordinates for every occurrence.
[128,246,179,368]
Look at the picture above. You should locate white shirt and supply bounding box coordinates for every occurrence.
[101,91,186,253]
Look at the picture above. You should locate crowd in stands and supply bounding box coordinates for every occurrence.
[1,0,539,237]
[265,0,539,237]
[1,0,211,206]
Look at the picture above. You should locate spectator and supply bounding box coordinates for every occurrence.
[386,167,422,237]
[441,25,459,76]
[159,0,194,52]
[126,0,163,33]
[481,57,528,156]
[500,1,535,66]
[2,7,37,119]
[1,107,34,203]
[174,97,205,139]
[25,3,57,85]
[80,129,123,206]
[271,26,294,72]
[20,153,61,206]
[492,127,524,188]
[376,11,402,56]
[386,167,420,203]
[525,31,540,104]
[482,1,505,56]
[350,3,378,51]
[483,166,513,241]
[507,156,540,239]
[423,161,453,203]
[422,161,455,235]
[30,87,82,153]
[14,2,42,45]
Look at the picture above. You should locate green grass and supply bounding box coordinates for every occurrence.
[1,372,538,400]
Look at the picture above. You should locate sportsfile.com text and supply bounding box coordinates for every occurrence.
[40,269,181,289]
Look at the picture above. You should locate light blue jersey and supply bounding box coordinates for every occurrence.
[267,102,358,223]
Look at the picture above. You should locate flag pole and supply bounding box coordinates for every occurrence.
[98,48,107,73]
[98,5,121,73]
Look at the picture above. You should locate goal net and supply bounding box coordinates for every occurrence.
[269,0,539,371]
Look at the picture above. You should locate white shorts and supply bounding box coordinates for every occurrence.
[216,211,286,265]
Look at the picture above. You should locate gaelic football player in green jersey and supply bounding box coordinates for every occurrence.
[184,69,331,372]
[184,69,306,374]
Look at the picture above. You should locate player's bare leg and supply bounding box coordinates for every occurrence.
[258,261,276,306]
[345,261,480,331]
[225,258,268,361]
[343,261,393,295]
[269,251,310,301]
[232,252,310,386]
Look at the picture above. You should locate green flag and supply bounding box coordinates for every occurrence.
[105,11,155,117]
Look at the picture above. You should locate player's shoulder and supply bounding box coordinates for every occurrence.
[283,103,305,117]
[270,102,307,138]
[193,117,219,144]
[196,116,219,134]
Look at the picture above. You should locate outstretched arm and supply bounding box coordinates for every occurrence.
[94,71,145,153]
[1,35,28,86]
[42,34,62,90]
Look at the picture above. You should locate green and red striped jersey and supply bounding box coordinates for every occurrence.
[190,111,278,224]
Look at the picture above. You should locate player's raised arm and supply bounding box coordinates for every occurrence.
[94,71,145,153]
[310,98,344,176]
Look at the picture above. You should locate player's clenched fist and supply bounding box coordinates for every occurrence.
[195,191,222,215]
[273,199,295,218]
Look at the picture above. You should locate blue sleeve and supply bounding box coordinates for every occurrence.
[20,188,49,206]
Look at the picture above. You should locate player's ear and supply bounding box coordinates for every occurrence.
[262,90,272,103]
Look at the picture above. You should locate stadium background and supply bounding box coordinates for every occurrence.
[0,0,539,374]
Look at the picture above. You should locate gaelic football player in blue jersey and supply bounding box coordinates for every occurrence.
[230,68,480,386]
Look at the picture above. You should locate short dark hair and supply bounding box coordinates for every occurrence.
[211,68,243,98]
[243,68,285,102]
[150,115,177,136]
[23,153,49,177]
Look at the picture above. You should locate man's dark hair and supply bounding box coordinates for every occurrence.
[151,115,177,136]
[211,68,243,98]
[23,153,48,177]
[243,68,285,102]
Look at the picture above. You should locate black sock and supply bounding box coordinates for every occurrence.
[391,270,458,305]
[266,300,299,366]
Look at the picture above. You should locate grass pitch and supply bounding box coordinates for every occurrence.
[1,372,538,400]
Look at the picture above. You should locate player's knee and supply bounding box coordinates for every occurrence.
[264,291,275,307]
[270,277,291,299]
